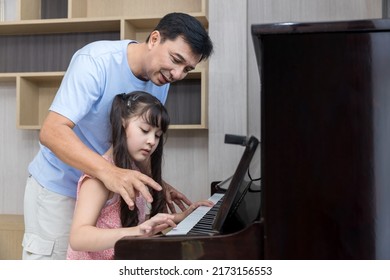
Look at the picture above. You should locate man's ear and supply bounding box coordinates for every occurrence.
[148,30,160,48]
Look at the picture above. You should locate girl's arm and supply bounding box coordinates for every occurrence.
[69,177,176,252]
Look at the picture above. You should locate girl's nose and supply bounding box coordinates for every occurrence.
[147,134,156,146]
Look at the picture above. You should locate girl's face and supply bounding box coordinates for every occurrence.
[123,114,162,163]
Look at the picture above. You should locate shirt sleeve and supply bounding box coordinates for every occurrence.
[49,52,105,124]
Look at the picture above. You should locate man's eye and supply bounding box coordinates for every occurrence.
[171,56,181,64]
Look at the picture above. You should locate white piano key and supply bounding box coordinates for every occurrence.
[165,193,224,236]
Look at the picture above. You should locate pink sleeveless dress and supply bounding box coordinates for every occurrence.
[66,157,147,260]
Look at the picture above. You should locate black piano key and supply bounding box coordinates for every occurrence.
[188,200,222,234]
[186,195,224,235]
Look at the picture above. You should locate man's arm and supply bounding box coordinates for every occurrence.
[40,111,161,208]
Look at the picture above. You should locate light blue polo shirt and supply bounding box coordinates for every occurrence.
[28,40,169,198]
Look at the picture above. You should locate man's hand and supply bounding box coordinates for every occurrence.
[163,181,192,213]
[173,199,214,223]
[100,165,162,210]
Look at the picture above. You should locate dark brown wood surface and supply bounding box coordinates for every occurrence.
[115,222,263,260]
[253,19,390,259]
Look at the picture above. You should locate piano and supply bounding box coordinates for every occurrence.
[252,19,390,259]
[115,18,390,260]
[115,135,263,260]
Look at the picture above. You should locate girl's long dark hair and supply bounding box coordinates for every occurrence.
[109,91,170,227]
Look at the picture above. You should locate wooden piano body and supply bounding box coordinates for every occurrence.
[115,222,263,260]
[115,19,390,260]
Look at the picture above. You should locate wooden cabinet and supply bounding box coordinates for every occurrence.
[0,215,24,260]
[0,0,209,129]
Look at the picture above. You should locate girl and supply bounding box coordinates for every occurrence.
[66,92,212,260]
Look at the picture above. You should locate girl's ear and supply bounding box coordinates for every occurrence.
[121,118,127,128]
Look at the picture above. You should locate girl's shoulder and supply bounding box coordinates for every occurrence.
[76,153,114,196]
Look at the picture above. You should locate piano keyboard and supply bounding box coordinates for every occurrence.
[165,192,225,236]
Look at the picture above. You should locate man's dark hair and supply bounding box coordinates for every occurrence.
[147,12,213,62]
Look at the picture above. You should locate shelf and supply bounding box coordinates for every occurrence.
[0,18,121,35]
[0,16,207,72]
[16,72,64,129]
[17,0,207,20]
[19,0,68,20]
[1,0,209,130]
[0,16,207,37]
[0,31,120,73]
[1,67,207,130]
[70,0,207,19]
[165,67,207,129]
[0,73,17,82]
[0,215,24,260]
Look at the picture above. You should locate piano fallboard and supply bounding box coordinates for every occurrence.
[114,221,263,260]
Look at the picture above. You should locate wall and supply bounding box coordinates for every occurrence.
[208,0,249,184]
[0,83,39,213]
[0,0,385,214]
[1,0,16,21]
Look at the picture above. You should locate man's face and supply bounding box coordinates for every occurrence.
[145,31,202,86]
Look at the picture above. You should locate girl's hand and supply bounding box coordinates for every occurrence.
[138,213,176,236]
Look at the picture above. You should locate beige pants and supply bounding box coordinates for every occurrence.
[22,175,75,260]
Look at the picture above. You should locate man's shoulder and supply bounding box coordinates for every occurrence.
[77,40,133,57]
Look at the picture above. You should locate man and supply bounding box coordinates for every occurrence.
[22,12,214,260]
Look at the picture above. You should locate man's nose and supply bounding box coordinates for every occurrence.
[171,67,187,81]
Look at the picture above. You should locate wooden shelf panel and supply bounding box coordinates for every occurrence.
[0,18,121,35]
[0,15,207,37]
[18,0,207,20]
[12,68,206,130]
[0,31,120,72]
[0,74,17,82]
[0,215,24,260]
[122,15,208,40]
[165,69,207,127]
[69,0,207,20]
[169,124,207,130]
[17,72,64,129]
